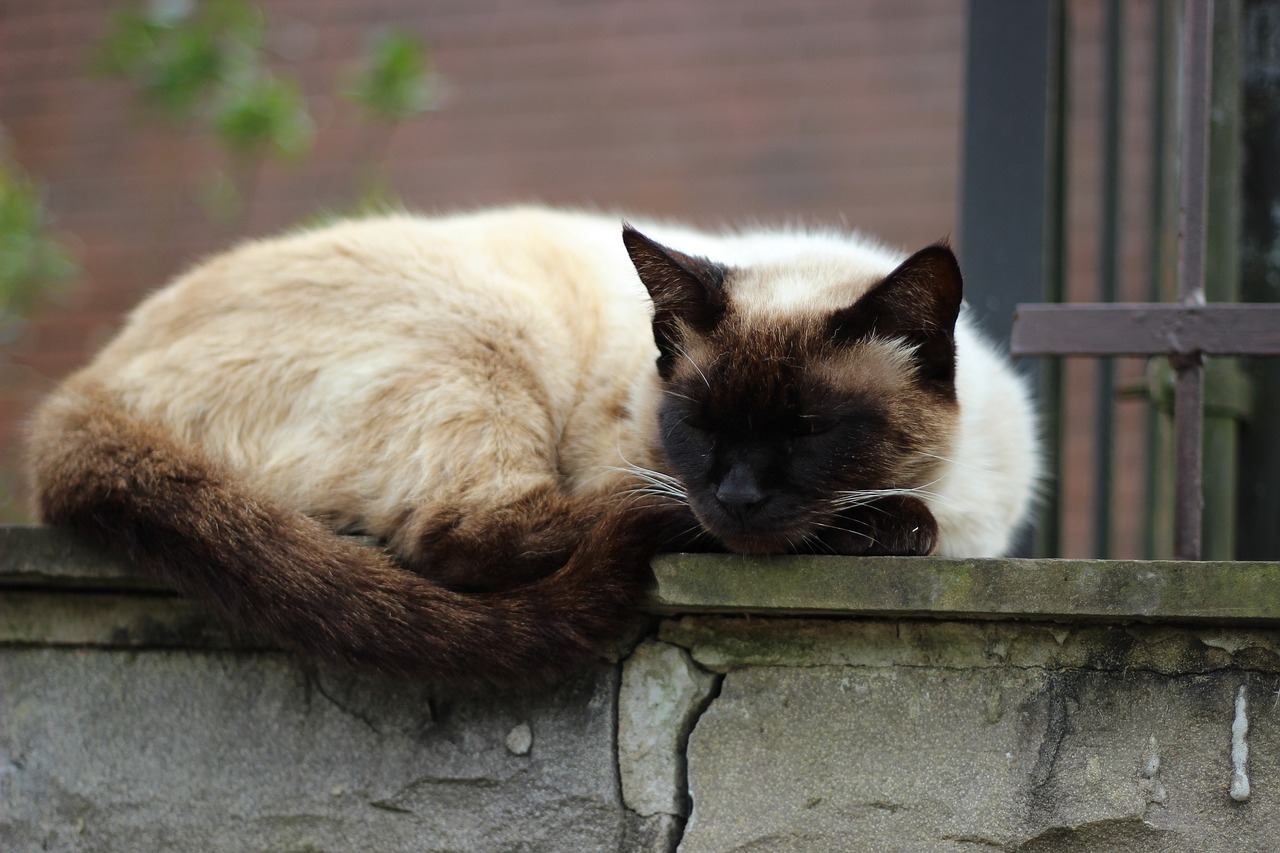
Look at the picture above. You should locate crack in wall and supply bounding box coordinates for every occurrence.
[669,667,723,853]
[305,670,384,736]
[1028,678,1071,791]
[615,640,724,853]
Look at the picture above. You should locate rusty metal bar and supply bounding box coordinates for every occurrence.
[1093,0,1125,558]
[1175,0,1215,560]
[1010,303,1280,356]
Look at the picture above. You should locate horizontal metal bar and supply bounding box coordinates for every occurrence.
[1011,303,1280,356]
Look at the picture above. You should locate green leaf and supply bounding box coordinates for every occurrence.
[93,0,266,120]
[0,155,78,335]
[344,29,436,120]
[212,71,313,158]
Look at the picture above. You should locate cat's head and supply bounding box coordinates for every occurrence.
[624,225,963,554]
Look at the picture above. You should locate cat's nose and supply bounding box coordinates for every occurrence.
[715,466,766,518]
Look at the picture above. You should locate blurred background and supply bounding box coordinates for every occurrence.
[2,1,1276,560]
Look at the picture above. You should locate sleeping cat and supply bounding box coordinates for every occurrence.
[26,206,1038,689]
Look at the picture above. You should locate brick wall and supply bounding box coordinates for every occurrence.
[0,0,967,521]
[1,1,1151,558]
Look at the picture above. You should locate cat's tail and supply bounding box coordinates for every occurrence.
[26,382,684,690]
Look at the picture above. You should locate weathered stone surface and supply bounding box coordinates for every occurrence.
[8,527,1280,853]
[1,649,628,852]
[0,526,151,590]
[677,618,1280,853]
[11,524,1280,625]
[651,552,1280,623]
[0,591,250,648]
[661,615,1280,675]
[618,640,718,818]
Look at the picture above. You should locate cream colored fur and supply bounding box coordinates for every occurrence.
[55,206,1038,557]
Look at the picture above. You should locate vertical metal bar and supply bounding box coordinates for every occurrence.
[1174,0,1214,560]
[1093,0,1124,557]
[1037,0,1069,559]
[1202,0,1243,559]
[1144,0,1175,559]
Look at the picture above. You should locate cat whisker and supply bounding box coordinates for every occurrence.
[671,522,708,548]
[673,343,711,389]
[795,527,835,556]
[609,465,682,487]
[807,517,885,552]
[604,457,689,503]
[919,451,996,474]
[616,474,686,493]
[828,495,896,515]
[621,487,690,505]
[831,475,964,511]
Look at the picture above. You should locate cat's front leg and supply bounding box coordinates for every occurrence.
[808,495,939,557]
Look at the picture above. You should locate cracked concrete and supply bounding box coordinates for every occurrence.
[668,618,1280,853]
[7,562,1280,852]
[0,650,631,851]
[615,639,723,853]
[618,640,719,819]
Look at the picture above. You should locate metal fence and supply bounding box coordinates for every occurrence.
[960,0,1280,561]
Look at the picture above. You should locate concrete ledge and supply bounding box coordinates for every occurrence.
[8,524,1280,851]
[650,553,1280,624]
[6,526,1279,628]
[0,525,166,592]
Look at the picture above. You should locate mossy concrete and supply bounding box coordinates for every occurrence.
[6,525,1280,852]
[7,525,1280,626]
[651,552,1280,623]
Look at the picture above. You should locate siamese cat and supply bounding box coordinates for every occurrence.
[27,207,1038,689]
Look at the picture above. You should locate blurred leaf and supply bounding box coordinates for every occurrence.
[94,0,267,120]
[213,71,313,157]
[201,0,266,46]
[0,155,79,343]
[95,3,439,225]
[344,29,436,120]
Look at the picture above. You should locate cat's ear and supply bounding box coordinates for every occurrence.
[828,243,963,386]
[623,224,728,377]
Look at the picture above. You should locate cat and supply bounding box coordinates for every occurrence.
[26,206,1039,689]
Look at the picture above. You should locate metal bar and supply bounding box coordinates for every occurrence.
[1036,0,1069,559]
[1174,0,1215,560]
[1094,0,1124,557]
[1145,0,1176,559]
[1202,0,1244,560]
[1011,303,1280,356]
[1174,361,1206,559]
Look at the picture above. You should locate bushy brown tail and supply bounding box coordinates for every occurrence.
[26,384,684,690]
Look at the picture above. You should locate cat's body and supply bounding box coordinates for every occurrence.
[27,206,1038,688]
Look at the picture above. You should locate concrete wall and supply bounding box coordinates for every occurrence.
[4,527,1280,851]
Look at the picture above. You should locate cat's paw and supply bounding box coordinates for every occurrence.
[812,495,939,557]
